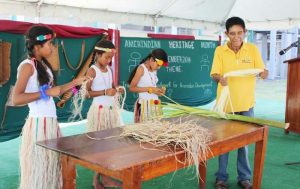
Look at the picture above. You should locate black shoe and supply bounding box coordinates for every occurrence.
[215,180,228,189]
[238,180,252,189]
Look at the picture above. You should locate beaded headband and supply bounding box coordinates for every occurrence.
[94,47,116,53]
[36,34,54,41]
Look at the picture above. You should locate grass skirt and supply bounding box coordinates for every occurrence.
[134,99,162,123]
[19,117,62,189]
[87,104,121,132]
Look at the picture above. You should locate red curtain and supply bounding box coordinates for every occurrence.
[0,20,112,38]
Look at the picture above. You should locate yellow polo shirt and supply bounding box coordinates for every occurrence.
[210,42,265,113]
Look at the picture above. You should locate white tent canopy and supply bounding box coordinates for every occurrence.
[0,0,300,30]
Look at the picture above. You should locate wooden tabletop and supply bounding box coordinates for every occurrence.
[37,115,262,171]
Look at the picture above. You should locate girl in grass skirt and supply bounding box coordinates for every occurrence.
[85,40,124,189]
[128,49,168,123]
[13,25,88,189]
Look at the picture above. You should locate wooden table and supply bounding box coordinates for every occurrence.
[37,116,268,189]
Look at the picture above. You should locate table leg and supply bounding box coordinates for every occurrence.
[61,154,76,189]
[253,127,268,189]
[122,166,142,189]
[199,162,207,189]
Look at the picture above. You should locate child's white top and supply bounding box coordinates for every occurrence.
[137,64,158,101]
[90,65,114,106]
[17,59,56,117]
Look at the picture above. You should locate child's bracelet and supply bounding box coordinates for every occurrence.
[72,86,78,95]
[40,84,49,100]
[148,87,153,94]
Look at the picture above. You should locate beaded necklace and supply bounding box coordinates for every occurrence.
[98,65,111,89]
[146,68,157,87]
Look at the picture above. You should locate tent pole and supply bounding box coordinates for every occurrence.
[36,0,44,23]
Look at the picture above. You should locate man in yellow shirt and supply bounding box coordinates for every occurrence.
[210,17,268,189]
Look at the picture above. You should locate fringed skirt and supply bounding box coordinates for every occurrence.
[134,99,162,123]
[87,104,121,132]
[19,117,62,189]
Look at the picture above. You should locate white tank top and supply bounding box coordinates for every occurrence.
[90,65,114,106]
[137,64,158,100]
[17,59,57,117]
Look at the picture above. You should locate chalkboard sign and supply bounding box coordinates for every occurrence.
[119,37,218,111]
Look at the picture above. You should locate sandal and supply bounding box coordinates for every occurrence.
[215,180,228,189]
[237,180,252,189]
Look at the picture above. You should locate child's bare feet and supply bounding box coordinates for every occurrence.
[102,175,121,188]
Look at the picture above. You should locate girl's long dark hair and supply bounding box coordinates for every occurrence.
[89,40,115,67]
[25,25,56,86]
[127,48,168,84]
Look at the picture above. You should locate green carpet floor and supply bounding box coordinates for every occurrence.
[1,79,300,189]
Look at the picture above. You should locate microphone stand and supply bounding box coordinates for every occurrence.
[279,40,300,55]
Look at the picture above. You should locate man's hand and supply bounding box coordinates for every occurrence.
[259,69,269,79]
[219,76,228,86]
[212,74,228,86]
